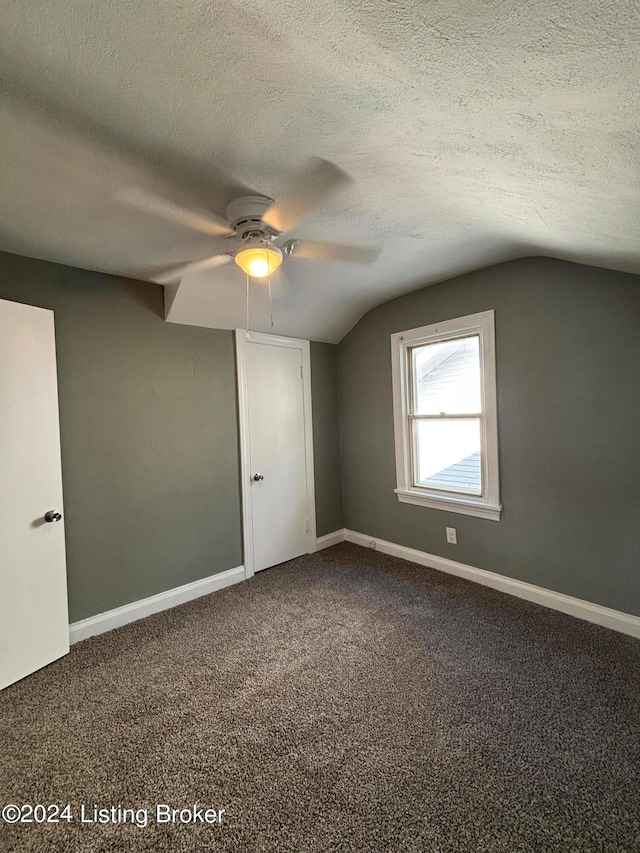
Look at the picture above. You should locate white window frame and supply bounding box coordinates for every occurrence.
[391,310,502,521]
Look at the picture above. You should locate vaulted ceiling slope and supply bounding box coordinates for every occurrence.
[1,1,638,342]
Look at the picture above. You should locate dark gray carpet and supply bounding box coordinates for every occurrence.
[1,542,639,852]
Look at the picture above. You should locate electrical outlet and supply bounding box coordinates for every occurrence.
[368,539,377,549]
[446,527,457,545]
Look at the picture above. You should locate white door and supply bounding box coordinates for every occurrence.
[237,332,315,574]
[0,299,69,690]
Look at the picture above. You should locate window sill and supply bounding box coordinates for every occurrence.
[394,488,502,521]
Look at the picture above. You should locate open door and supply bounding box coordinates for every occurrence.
[0,298,69,690]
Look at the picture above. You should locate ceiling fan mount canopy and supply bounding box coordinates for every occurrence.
[225,195,277,240]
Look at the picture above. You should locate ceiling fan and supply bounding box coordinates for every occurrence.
[119,158,380,286]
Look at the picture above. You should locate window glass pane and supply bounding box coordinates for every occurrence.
[412,335,481,415]
[414,418,481,495]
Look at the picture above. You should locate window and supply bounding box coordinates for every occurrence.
[391,310,501,520]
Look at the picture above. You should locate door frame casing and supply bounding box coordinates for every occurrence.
[235,329,317,579]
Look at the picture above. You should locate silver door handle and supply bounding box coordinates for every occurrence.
[252,474,264,482]
[44,510,63,522]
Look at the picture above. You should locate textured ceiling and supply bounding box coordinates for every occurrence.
[1,1,639,342]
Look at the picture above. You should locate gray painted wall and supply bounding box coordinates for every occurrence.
[338,257,640,616]
[0,251,345,621]
[0,252,243,622]
[9,248,636,622]
[310,342,344,536]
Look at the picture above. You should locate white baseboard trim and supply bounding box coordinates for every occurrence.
[316,529,346,550]
[345,529,640,640]
[69,565,245,644]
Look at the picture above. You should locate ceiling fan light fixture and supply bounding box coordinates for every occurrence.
[234,244,283,278]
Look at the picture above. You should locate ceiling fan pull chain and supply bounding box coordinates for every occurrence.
[263,239,275,328]
[268,275,274,328]
[245,272,251,340]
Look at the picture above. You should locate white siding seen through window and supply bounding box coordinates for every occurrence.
[412,336,482,494]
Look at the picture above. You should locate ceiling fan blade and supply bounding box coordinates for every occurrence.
[117,188,234,237]
[261,158,352,234]
[150,254,232,285]
[290,239,380,264]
